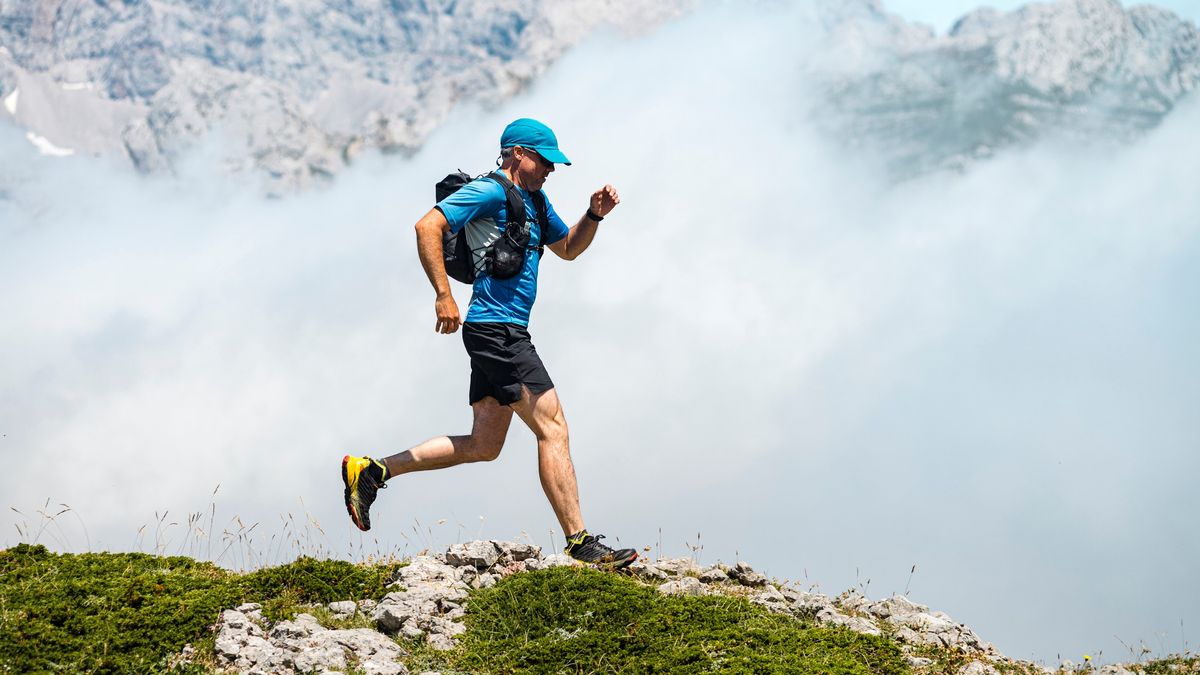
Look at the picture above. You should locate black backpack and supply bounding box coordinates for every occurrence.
[436,171,548,284]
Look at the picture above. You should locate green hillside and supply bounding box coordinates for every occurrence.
[1,544,1195,675]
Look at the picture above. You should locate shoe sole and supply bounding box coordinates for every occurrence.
[569,551,639,569]
[612,551,638,569]
[341,455,369,532]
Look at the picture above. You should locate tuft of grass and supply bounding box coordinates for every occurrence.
[0,543,241,673]
[453,566,909,674]
[0,544,404,673]
[240,555,405,621]
[1141,654,1200,674]
[306,605,378,631]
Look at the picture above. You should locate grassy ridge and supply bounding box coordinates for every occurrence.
[460,566,908,674]
[2,545,1196,674]
[0,544,402,673]
[0,544,906,674]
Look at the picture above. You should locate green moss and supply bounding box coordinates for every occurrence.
[0,544,403,674]
[306,605,378,631]
[1141,655,1200,674]
[20,544,1167,675]
[241,556,403,621]
[0,544,241,673]
[453,566,909,674]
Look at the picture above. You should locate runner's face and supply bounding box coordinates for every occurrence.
[516,147,554,189]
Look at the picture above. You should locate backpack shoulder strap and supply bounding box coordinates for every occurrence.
[529,190,550,250]
[484,171,527,235]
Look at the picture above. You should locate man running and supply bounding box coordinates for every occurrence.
[341,118,637,567]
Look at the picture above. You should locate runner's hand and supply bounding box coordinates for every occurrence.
[435,293,461,334]
[590,184,620,218]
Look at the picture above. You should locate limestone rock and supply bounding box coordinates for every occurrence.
[0,0,696,192]
[815,607,882,636]
[328,600,358,616]
[958,662,1000,675]
[213,607,408,674]
[750,584,789,611]
[729,561,768,588]
[196,539,1138,675]
[445,541,501,569]
[541,554,577,568]
[471,573,498,589]
[494,540,542,563]
[653,557,701,577]
[658,577,706,597]
[628,561,669,581]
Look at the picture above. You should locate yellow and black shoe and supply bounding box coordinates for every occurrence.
[341,455,388,531]
[564,530,638,568]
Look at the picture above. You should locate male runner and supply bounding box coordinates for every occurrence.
[342,118,637,566]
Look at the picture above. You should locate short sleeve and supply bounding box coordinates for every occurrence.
[435,179,506,234]
[540,194,570,246]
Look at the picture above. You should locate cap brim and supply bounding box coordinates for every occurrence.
[537,147,571,166]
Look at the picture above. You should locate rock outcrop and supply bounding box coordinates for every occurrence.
[214,603,409,674]
[1,0,1196,191]
[192,538,1075,675]
[0,0,694,193]
[813,0,1200,177]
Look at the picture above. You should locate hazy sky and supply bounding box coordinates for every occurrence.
[2,0,1198,669]
[886,0,1200,30]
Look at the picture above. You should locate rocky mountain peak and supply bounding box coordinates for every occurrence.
[1,0,1196,190]
[816,0,1198,176]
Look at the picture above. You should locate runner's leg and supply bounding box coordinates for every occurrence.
[509,387,584,536]
[380,396,513,477]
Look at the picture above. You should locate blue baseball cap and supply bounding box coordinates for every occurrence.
[500,118,572,166]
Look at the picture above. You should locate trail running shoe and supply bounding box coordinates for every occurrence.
[564,530,638,568]
[342,455,388,531]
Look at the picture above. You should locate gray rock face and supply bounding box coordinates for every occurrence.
[445,540,501,569]
[540,553,577,568]
[815,0,1200,177]
[0,0,694,192]
[373,554,470,647]
[750,584,788,609]
[957,661,1001,675]
[653,557,701,577]
[214,609,408,674]
[729,561,768,588]
[657,576,707,597]
[4,0,1194,191]
[328,600,358,617]
[818,606,884,635]
[494,540,542,563]
[189,541,1141,674]
[697,566,728,583]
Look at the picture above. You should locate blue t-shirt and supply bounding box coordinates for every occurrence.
[435,176,570,326]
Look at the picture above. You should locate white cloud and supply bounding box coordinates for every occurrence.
[2,1,1198,666]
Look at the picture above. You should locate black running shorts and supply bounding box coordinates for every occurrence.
[461,322,554,406]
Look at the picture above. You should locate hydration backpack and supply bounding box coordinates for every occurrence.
[436,171,548,284]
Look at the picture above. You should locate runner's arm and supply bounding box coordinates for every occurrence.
[548,184,620,260]
[414,207,461,334]
[548,216,599,261]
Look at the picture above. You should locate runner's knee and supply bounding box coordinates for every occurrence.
[536,415,568,444]
[465,434,504,462]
